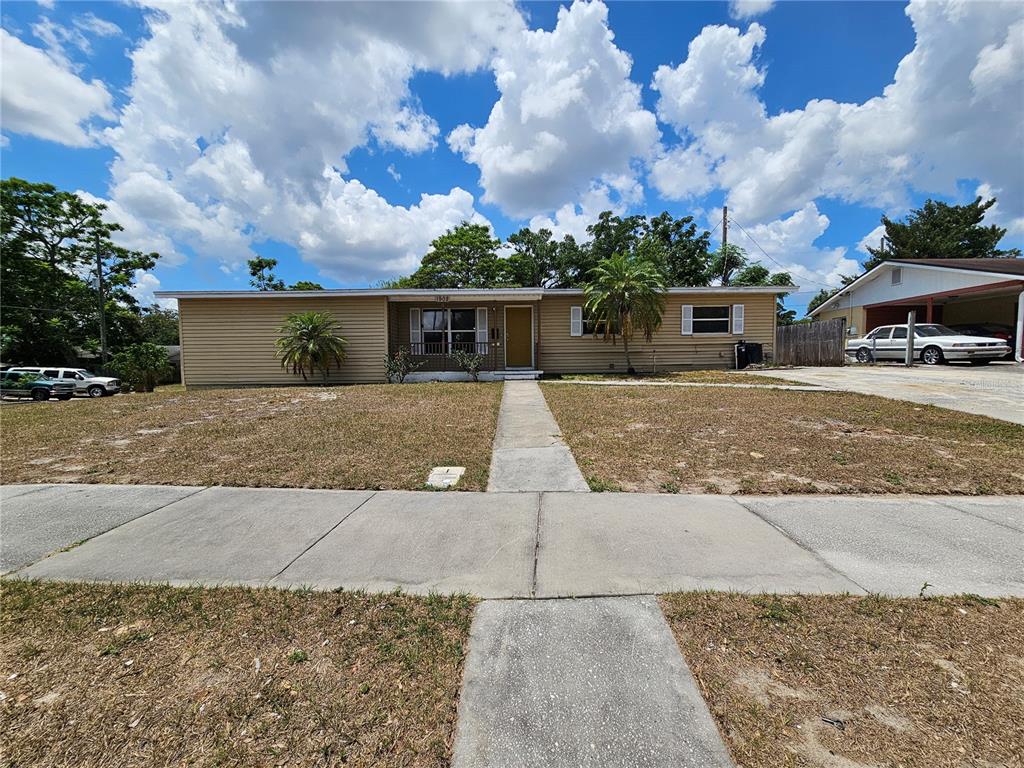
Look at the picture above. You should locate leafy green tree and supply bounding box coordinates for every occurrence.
[140,306,180,345]
[109,342,172,392]
[289,280,323,290]
[707,244,749,286]
[643,211,712,286]
[864,196,1020,269]
[1,178,159,364]
[275,311,348,383]
[248,257,286,290]
[583,252,668,373]
[403,223,505,288]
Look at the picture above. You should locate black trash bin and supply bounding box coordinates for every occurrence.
[734,342,749,370]
[746,342,764,365]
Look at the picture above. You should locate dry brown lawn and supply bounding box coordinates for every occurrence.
[551,369,807,385]
[0,383,502,490]
[0,580,475,768]
[541,384,1024,494]
[661,592,1024,768]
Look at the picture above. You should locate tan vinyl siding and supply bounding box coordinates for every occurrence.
[539,294,777,373]
[817,305,866,336]
[178,296,387,387]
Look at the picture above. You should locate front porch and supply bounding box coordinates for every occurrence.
[387,296,542,376]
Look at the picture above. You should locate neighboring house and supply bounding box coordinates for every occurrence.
[154,286,791,387]
[810,258,1024,362]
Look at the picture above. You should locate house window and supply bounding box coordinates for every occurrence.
[450,308,476,348]
[582,309,618,336]
[692,306,730,334]
[417,308,481,351]
[891,268,902,286]
[421,309,447,349]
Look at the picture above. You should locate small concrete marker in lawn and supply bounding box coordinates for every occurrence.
[427,466,465,488]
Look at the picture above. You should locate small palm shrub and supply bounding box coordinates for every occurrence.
[385,346,424,384]
[276,311,348,384]
[450,348,485,382]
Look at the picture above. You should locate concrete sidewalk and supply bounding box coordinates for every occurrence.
[4,484,1022,597]
[487,380,589,492]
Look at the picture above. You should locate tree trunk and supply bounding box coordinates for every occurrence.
[622,335,633,373]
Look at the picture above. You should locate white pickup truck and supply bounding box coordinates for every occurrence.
[9,366,122,397]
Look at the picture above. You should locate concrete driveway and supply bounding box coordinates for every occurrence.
[749,362,1023,424]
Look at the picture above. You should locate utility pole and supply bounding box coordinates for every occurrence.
[721,205,729,285]
[95,231,108,368]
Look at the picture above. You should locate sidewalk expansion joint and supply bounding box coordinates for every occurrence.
[9,484,212,578]
[269,491,378,583]
[530,492,543,597]
[931,498,1024,534]
[731,496,872,596]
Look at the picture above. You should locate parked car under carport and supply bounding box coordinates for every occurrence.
[846,323,1010,365]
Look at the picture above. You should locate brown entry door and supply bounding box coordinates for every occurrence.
[505,307,533,368]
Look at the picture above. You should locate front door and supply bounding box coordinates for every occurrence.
[505,307,533,368]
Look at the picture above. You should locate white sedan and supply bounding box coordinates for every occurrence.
[847,324,1010,365]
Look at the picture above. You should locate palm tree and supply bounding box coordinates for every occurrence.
[276,311,348,383]
[583,252,667,373]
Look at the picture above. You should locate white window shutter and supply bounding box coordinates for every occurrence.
[476,307,488,352]
[570,305,583,337]
[732,304,745,335]
[410,308,422,346]
[681,305,693,335]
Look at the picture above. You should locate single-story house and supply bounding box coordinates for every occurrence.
[809,258,1024,362]
[154,286,794,387]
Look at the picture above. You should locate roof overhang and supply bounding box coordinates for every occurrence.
[155,285,798,300]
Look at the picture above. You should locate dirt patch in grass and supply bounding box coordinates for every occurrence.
[0,383,502,490]
[549,369,808,386]
[541,384,1024,494]
[660,593,1024,768]
[0,580,475,767]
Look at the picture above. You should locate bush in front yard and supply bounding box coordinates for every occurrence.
[450,349,485,382]
[109,343,172,393]
[385,347,424,384]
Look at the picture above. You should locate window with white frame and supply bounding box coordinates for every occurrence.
[582,308,618,336]
[691,306,730,334]
[891,267,902,286]
[411,307,488,352]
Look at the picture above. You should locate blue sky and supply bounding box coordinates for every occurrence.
[2,0,1021,315]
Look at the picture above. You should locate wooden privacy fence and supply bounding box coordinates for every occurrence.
[775,318,847,366]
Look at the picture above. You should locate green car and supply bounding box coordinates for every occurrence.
[0,370,76,401]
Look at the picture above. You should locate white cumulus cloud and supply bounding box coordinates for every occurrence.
[91,1,521,283]
[449,0,659,218]
[729,0,775,20]
[0,28,113,146]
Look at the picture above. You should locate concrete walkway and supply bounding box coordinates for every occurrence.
[487,380,589,492]
[453,597,733,768]
[5,484,1022,597]
[745,363,1024,424]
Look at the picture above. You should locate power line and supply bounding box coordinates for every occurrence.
[726,215,837,290]
[0,303,100,315]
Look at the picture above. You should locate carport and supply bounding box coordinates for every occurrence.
[863,280,1021,342]
[811,258,1024,362]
